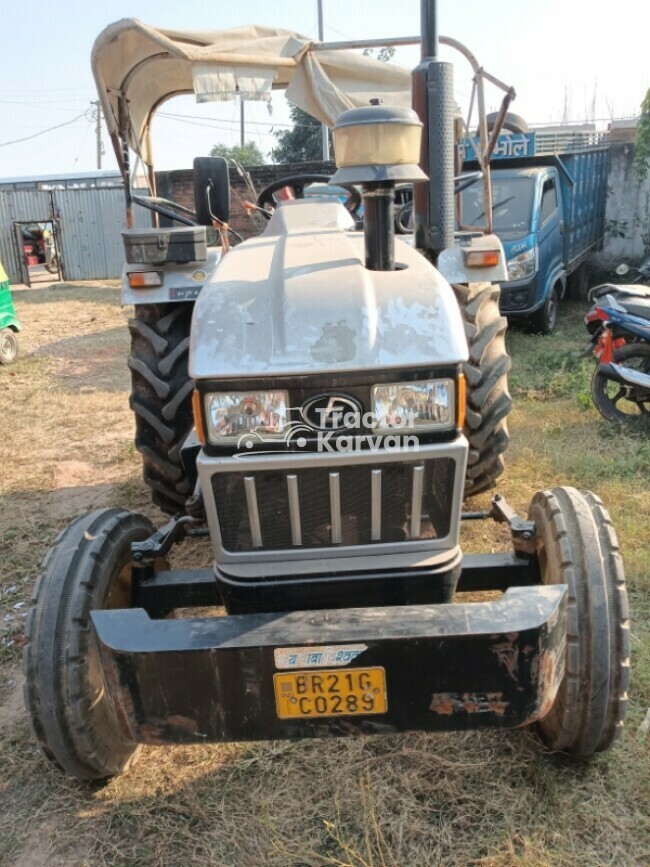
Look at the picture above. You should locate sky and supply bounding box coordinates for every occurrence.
[0,0,647,179]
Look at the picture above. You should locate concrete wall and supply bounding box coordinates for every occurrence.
[597,142,650,266]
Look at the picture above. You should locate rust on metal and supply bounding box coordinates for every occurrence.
[490,631,520,682]
[521,634,567,725]
[430,691,508,715]
[100,651,139,740]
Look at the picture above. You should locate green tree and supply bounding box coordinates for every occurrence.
[272,105,331,165]
[209,141,266,165]
[634,88,650,183]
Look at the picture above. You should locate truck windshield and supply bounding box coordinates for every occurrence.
[460,177,534,235]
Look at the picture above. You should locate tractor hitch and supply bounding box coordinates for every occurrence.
[462,495,537,555]
[490,494,537,554]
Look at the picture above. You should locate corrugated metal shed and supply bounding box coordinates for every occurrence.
[0,189,53,283]
[54,188,149,281]
[0,186,150,283]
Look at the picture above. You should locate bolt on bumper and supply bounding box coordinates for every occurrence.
[92,584,567,745]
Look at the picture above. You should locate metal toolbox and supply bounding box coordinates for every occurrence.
[122,227,207,265]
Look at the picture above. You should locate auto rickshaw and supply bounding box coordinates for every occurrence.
[0,260,20,364]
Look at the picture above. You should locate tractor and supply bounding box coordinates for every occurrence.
[23,1,628,780]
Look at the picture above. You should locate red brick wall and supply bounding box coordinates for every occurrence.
[156,161,336,239]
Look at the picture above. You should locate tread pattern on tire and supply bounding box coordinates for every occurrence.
[128,303,194,514]
[452,282,512,497]
[529,487,630,755]
[23,509,159,780]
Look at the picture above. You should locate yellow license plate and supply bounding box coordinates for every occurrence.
[273,667,387,719]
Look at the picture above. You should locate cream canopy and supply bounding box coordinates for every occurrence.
[91,19,413,168]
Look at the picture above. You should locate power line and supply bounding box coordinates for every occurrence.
[0,86,95,93]
[158,110,310,130]
[0,97,89,104]
[0,111,90,148]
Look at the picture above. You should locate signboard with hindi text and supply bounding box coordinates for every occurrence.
[460,133,536,162]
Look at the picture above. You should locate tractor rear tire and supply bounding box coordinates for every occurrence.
[23,509,165,780]
[529,487,630,756]
[452,282,512,497]
[128,303,195,515]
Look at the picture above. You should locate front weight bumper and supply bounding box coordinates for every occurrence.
[92,584,567,745]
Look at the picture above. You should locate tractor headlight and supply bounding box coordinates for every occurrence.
[371,379,455,432]
[507,247,537,281]
[205,391,289,444]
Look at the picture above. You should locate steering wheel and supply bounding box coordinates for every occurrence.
[256,174,362,218]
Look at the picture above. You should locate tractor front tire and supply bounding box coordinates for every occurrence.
[529,487,630,756]
[23,509,164,780]
[128,303,194,515]
[452,282,512,497]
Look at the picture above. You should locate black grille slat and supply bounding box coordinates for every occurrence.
[213,474,252,551]
[213,459,454,552]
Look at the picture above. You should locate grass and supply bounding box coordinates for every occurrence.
[0,288,649,866]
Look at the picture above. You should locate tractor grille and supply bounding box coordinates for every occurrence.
[212,459,455,552]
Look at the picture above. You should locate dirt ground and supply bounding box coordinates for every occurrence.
[0,283,648,867]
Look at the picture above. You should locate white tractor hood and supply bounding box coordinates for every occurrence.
[190,200,468,380]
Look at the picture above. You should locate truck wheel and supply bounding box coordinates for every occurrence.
[529,488,629,756]
[0,328,18,364]
[452,282,512,497]
[23,509,165,780]
[530,287,559,334]
[128,303,194,515]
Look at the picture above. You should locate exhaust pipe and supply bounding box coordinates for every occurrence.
[599,362,650,391]
[363,184,396,271]
[412,0,455,261]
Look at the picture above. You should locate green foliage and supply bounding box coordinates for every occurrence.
[209,141,266,165]
[634,87,650,182]
[272,105,331,165]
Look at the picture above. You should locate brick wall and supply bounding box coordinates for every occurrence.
[156,161,336,239]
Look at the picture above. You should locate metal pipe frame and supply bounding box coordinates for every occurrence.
[112,26,516,237]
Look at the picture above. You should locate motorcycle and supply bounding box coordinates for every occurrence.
[584,259,650,341]
[587,294,650,422]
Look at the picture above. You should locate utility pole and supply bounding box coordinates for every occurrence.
[91,100,103,170]
[317,0,330,161]
[240,93,245,147]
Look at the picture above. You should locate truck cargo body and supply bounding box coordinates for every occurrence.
[462,131,609,322]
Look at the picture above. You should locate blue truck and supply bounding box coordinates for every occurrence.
[461,129,609,332]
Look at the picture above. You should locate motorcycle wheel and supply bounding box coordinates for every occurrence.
[591,343,650,422]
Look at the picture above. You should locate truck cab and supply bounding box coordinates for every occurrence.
[461,129,609,332]
[461,166,565,331]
